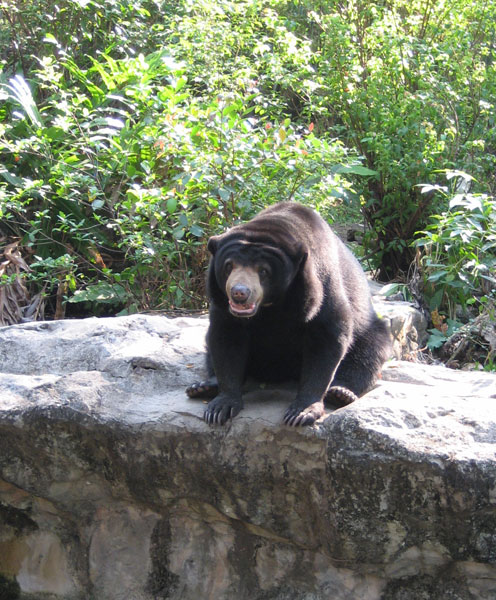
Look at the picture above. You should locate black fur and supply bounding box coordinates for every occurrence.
[187,203,392,426]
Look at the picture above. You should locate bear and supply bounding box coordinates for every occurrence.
[186,202,391,426]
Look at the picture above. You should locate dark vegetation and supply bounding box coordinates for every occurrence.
[0,0,495,365]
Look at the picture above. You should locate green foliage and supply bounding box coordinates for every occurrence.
[0,0,495,322]
[0,42,357,312]
[304,0,496,278]
[426,318,462,351]
[416,171,496,318]
[159,0,496,280]
[167,0,317,113]
[481,358,496,372]
[0,0,172,75]
[380,282,414,303]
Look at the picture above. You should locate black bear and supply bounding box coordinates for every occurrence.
[187,202,391,426]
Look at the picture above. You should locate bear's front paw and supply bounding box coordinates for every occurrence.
[283,400,325,427]
[204,395,243,425]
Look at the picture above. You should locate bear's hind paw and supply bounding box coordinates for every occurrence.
[283,401,325,427]
[325,386,358,407]
[186,379,219,399]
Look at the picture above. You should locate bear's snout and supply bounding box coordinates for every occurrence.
[231,283,251,303]
[225,265,264,318]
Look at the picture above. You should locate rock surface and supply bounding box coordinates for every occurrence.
[0,314,495,600]
[370,280,428,360]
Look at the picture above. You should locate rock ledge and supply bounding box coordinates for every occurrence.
[0,314,495,600]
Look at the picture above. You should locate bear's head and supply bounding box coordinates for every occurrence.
[207,235,305,318]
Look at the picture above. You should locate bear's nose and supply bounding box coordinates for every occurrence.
[231,284,250,303]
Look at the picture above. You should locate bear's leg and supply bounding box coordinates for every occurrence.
[330,318,391,399]
[283,320,346,427]
[202,319,250,425]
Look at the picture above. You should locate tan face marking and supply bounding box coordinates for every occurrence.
[226,265,264,317]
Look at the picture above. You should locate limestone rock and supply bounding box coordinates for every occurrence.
[0,314,495,600]
[370,280,428,360]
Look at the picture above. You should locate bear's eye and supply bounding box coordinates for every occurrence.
[259,267,270,278]
[224,260,233,275]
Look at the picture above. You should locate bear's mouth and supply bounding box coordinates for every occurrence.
[229,300,258,317]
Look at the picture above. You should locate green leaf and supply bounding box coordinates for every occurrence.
[173,226,185,239]
[445,170,475,182]
[6,74,43,127]
[68,283,128,304]
[43,33,59,45]
[0,168,22,186]
[334,164,378,176]
[44,126,65,141]
[190,224,204,237]
[426,329,447,350]
[166,197,177,213]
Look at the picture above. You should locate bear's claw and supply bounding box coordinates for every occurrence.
[203,396,243,425]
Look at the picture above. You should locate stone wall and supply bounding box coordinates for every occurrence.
[0,314,495,599]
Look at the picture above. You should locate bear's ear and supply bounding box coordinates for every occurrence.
[207,235,221,255]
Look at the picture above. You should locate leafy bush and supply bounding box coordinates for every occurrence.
[0,0,171,75]
[0,46,361,315]
[167,0,317,114]
[305,0,496,278]
[1,0,496,327]
[416,171,496,318]
[161,0,496,280]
